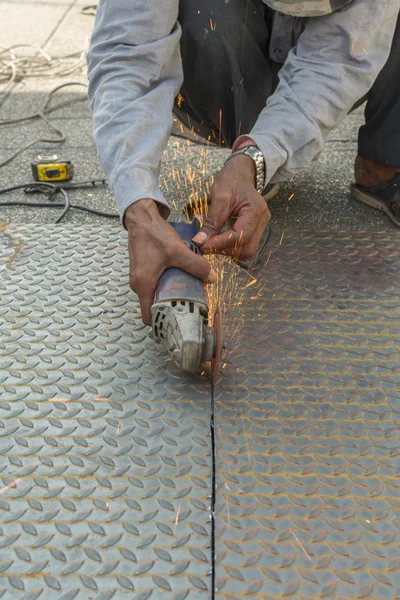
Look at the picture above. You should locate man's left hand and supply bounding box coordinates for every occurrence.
[192,154,271,261]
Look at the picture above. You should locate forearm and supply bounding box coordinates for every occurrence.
[247,0,399,184]
[87,0,182,223]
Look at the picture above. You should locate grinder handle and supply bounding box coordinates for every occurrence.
[153,221,208,306]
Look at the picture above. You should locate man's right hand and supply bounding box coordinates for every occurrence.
[126,199,217,325]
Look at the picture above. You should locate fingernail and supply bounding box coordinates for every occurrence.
[207,269,218,284]
[192,232,207,245]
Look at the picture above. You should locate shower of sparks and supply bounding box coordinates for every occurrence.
[163,114,267,373]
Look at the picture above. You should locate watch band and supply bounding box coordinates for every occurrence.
[225,145,265,194]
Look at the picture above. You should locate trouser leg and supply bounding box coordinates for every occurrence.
[357,12,400,169]
[176,0,273,148]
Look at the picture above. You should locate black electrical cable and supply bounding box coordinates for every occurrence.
[0,82,88,169]
[0,180,119,223]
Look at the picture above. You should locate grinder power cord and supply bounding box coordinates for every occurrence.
[0,179,119,223]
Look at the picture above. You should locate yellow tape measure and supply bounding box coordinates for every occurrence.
[31,155,74,182]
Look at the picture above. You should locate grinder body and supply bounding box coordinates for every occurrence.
[151,222,216,373]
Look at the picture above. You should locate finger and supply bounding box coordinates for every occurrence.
[234,209,271,260]
[201,208,255,253]
[138,288,154,326]
[175,245,218,283]
[204,208,270,258]
[192,195,231,246]
[201,229,244,255]
[132,274,157,325]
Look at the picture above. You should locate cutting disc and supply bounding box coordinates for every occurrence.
[211,306,223,385]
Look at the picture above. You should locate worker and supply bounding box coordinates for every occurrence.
[87,0,400,324]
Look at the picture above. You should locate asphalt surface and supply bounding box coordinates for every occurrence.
[0,0,396,232]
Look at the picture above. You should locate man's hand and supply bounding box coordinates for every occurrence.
[126,199,217,325]
[192,155,271,261]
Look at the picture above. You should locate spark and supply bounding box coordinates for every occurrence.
[288,193,294,201]
[279,232,285,245]
[0,479,22,495]
[244,278,257,289]
[224,483,231,526]
[117,423,120,435]
[48,398,69,402]
[291,529,311,561]
[175,505,181,526]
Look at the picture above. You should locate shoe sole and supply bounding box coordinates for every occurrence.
[351,184,400,228]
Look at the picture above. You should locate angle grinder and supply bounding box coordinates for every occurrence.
[150,221,223,383]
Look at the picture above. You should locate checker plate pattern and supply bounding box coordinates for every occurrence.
[0,224,212,600]
[215,231,400,599]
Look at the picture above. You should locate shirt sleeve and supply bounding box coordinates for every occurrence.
[245,0,399,186]
[87,0,182,223]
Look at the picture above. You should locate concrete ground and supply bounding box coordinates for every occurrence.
[0,0,395,232]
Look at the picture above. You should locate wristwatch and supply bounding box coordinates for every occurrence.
[225,145,265,195]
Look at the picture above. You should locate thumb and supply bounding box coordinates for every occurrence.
[192,199,228,247]
[175,244,218,284]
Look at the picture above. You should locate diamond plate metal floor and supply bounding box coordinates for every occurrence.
[215,230,400,599]
[2,226,400,600]
[0,225,212,600]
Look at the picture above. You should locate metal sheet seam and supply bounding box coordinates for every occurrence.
[210,383,216,600]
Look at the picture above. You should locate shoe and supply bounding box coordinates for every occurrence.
[351,174,400,227]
